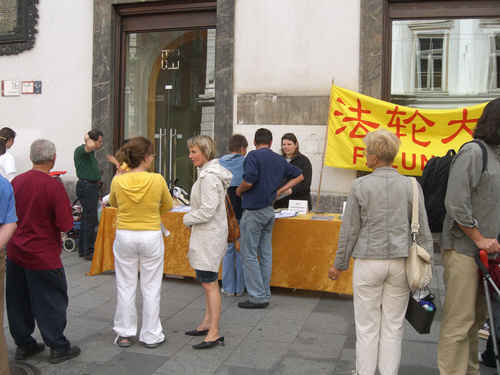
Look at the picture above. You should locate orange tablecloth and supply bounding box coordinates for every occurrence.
[87,208,353,295]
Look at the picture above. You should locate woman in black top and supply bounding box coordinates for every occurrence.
[274,133,312,210]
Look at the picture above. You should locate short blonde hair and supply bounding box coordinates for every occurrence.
[187,135,217,161]
[363,129,401,165]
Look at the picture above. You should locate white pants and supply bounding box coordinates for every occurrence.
[353,258,410,375]
[113,229,165,345]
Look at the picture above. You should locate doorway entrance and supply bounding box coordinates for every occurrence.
[116,2,217,194]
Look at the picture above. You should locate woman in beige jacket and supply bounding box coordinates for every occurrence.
[183,135,232,349]
[328,129,433,375]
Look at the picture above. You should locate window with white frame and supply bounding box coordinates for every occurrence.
[490,32,500,90]
[415,35,444,92]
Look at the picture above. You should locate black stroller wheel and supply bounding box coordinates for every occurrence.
[63,238,76,252]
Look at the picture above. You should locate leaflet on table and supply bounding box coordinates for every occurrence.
[275,210,298,218]
[171,206,191,212]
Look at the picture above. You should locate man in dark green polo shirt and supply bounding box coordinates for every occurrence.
[74,130,103,261]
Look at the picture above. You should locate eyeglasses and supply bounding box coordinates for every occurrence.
[148,153,157,157]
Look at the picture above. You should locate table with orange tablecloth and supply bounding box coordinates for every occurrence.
[87,208,354,295]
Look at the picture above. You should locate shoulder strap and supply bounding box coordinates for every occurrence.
[225,193,234,211]
[410,177,419,240]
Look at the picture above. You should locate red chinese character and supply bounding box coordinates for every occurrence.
[386,106,407,138]
[403,110,435,147]
[340,99,380,138]
[441,108,478,144]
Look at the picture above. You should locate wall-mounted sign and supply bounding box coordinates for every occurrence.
[22,81,34,94]
[1,80,20,96]
[34,81,42,94]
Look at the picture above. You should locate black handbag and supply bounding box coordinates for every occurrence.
[405,287,437,334]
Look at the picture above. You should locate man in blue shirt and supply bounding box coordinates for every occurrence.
[236,128,303,308]
[0,175,17,373]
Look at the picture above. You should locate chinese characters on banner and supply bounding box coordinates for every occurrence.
[324,85,488,176]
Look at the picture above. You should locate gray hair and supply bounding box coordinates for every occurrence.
[363,129,401,165]
[30,139,56,165]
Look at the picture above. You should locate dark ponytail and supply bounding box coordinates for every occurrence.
[0,127,16,156]
[115,136,154,169]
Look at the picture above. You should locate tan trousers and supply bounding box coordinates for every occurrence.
[0,251,10,375]
[438,249,487,375]
[353,258,410,375]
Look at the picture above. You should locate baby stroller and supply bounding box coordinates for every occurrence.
[476,250,500,373]
[168,178,190,206]
[49,171,81,252]
[62,200,82,252]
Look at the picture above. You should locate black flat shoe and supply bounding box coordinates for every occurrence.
[185,329,209,336]
[238,300,269,309]
[192,336,225,349]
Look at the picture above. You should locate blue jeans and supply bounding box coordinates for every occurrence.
[6,260,71,351]
[239,206,275,303]
[76,179,99,257]
[222,242,245,294]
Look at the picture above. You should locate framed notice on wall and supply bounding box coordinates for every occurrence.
[1,80,20,96]
[22,81,34,94]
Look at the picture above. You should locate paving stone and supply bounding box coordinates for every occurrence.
[213,365,273,375]
[247,316,303,342]
[287,331,345,362]
[165,280,205,301]
[76,333,126,365]
[224,338,290,370]
[84,299,118,323]
[159,296,193,319]
[28,359,99,375]
[67,289,116,320]
[301,311,352,336]
[401,340,439,371]
[63,317,110,342]
[264,296,319,322]
[91,351,167,375]
[154,342,231,374]
[274,356,335,375]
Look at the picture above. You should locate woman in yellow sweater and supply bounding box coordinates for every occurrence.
[108,137,173,349]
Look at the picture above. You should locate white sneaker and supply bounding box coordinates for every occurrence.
[478,352,484,363]
[221,288,235,297]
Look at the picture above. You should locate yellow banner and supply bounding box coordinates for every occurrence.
[325,85,488,176]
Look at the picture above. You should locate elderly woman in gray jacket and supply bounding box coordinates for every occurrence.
[328,129,433,375]
[183,135,232,349]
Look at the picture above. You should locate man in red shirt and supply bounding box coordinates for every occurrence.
[6,139,81,364]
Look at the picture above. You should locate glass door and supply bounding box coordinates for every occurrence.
[123,29,216,194]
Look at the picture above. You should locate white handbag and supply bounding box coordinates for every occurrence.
[406,177,433,291]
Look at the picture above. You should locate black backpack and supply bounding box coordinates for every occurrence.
[420,140,487,233]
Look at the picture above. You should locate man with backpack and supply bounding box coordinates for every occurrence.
[438,98,500,375]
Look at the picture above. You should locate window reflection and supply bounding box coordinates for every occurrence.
[392,19,500,108]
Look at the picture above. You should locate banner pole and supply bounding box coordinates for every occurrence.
[315,77,334,214]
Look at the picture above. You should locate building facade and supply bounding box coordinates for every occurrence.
[0,0,499,212]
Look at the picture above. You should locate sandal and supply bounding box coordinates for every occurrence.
[114,335,131,347]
